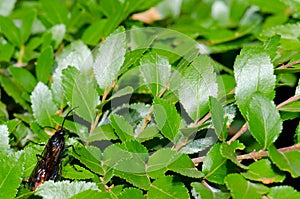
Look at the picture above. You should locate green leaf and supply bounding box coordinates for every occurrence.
[8,66,37,92]
[267,186,300,199]
[82,20,107,46]
[0,153,23,199]
[0,0,16,16]
[22,146,42,178]
[70,190,112,199]
[246,93,282,149]
[171,55,218,121]
[110,114,134,141]
[86,124,118,142]
[52,41,92,107]
[220,141,247,169]
[202,143,228,184]
[35,181,99,198]
[262,24,300,50]
[62,165,94,180]
[249,0,287,13]
[0,102,8,122]
[269,144,300,178]
[225,174,269,199]
[0,16,21,46]
[71,145,103,176]
[263,35,281,62]
[48,24,66,49]
[241,159,285,184]
[41,0,69,25]
[0,41,14,62]
[104,141,150,190]
[103,141,148,170]
[57,40,93,74]
[119,188,145,199]
[62,66,99,122]
[278,101,300,112]
[234,47,276,117]
[93,27,126,90]
[147,148,202,179]
[30,82,57,126]
[147,175,190,199]
[114,170,151,190]
[20,10,36,44]
[111,86,134,99]
[153,98,181,142]
[136,126,160,142]
[179,137,215,154]
[209,96,228,141]
[191,182,230,199]
[0,124,10,155]
[139,53,171,96]
[36,47,53,83]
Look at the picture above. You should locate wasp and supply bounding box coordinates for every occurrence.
[28,108,77,191]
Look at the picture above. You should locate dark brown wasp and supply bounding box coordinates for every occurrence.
[28,108,77,191]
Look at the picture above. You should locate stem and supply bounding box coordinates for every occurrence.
[227,123,248,144]
[158,82,169,98]
[173,137,188,151]
[194,112,211,127]
[192,144,300,165]
[276,94,300,109]
[134,107,153,139]
[16,45,25,67]
[89,81,116,137]
[227,94,300,144]
[277,59,300,69]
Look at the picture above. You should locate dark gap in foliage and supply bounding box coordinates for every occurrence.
[211,49,239,69]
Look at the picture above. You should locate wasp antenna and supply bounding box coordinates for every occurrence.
[61,107,79,129]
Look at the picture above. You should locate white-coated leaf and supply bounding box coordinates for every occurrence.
[52,41,92,107]
[56,40,93,74]
[0,0,16,16]
[247,93,282,149]
[31,82,58,127]
[0,124,10,155]
[35,180,99,199]
[234,47,276,117]
[62,67,99,122]
[296,79,300,95]
[49,24,66,48]
[139,53,171,96]
[171,55,218,121]
[179,137,215,154]
[93,27,126,90]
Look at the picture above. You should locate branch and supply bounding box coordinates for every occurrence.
[277,59,300,69]
[192,144,300,165]
[227,94,300,144]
